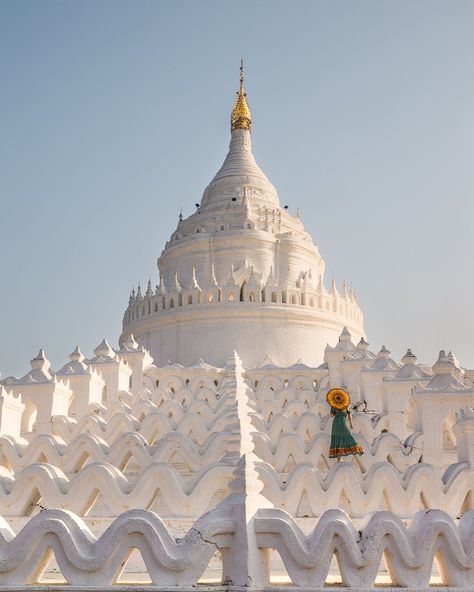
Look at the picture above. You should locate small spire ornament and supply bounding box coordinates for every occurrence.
[231,59,252,132]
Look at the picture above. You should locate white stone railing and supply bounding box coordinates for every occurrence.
[0,456,472,519]
[0,427,411,483]
[259,461,474,518]
[255,507,474,589]
[253,428,421,473]
[0,430,238,474]
[0,506,474,589]
[0,507,234,587]
[50,399,232,444]
[0,462,233,517]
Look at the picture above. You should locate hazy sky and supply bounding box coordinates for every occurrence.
[1,0,473,377]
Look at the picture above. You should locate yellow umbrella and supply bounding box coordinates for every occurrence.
[326,388,351,410]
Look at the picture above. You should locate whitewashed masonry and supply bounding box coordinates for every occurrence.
[1,65,473,590]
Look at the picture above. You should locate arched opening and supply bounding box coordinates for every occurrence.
[310,297,315,307]
[301,294,306,305]
[291,294,297,305]
[207,293,213,303]
[142,306,145,316]
[405,399,416,432]
[22,401,38,433]
[282,291,287,304]
[442,410,457,452]
[188,295,193,305]
[68,395,76,417]
[249,292,255,302]
[154,302,158,312]
[271,292,277,303]
[227,293,234,302]
[169,298,174,308]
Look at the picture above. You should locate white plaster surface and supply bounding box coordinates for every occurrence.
[1,91,473,590]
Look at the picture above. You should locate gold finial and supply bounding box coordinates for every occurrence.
[231,59,252,132]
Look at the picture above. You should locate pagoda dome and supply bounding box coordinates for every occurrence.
[120,63,365,368]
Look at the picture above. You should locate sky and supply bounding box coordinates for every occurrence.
[0,0,473,377]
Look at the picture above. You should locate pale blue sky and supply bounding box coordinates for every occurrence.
[0,0,473,377]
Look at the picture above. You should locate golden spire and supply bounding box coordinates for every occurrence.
[231,59,252,132]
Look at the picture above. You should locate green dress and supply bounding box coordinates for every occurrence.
[329,406,363,458]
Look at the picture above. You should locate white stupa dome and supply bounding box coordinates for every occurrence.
[121,64,365,367]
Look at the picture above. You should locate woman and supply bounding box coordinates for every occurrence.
[327,388,363,462]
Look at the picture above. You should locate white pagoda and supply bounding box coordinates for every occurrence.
[121,61,364,368]
[0,64,473,590]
